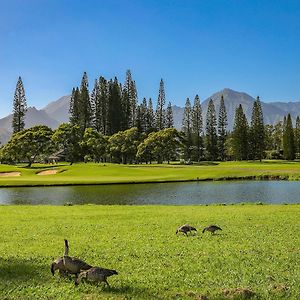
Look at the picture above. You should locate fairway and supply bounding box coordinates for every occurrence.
[0,205,299,299]
[0,160,300,187]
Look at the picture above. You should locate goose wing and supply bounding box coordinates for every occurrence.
[91,267,118,277]
[72,257,92,270]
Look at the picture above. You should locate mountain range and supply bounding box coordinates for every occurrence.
[1,88,300,144]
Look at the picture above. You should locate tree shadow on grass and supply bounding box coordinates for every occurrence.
[20,164,69,170]
[110,285,155,298]
[0,258,157,298]
[193,161,219,166]
[246,160,299,164]
[93,284,157,299]
[75,281,156,298]
[0,257,42,282]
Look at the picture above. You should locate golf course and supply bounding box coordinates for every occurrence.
[0,161,299,299]
[0,160,299,187]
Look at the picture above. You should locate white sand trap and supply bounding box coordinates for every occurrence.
[37,170,58,176]
[0,172,21,177]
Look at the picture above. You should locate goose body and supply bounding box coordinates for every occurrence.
[176,224,197,236]
[202,225,222,234]
[51,256,68,277]
[63,239,92,277]
[75,266,118,287]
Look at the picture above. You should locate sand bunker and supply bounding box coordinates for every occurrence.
[37,170,58,176]
[0,172,21,177]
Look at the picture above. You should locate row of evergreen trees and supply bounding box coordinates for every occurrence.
[10,73,300,161]
[231,97,265,161]
[230,99,300,160]
[180,95,227,161]
[179,95,265,161]
[69,71,174,136]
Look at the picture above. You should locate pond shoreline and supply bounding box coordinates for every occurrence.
[0,174,291,188]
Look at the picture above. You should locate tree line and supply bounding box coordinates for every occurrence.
[69,71,174,136]
[3,72,300,166]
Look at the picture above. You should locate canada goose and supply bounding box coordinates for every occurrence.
[176,224,197,236]
[202,225,222,234]
[50,257,68,277]
[63,239,92,277]
[75,266,118,287]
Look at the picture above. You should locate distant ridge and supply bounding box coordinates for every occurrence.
[201,88,287,129]
[1,88,300,144]
[43,95,71,123]
[0,107,60,144]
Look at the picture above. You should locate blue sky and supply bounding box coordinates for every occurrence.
[1,0,300,117]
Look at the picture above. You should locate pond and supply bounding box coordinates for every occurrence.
[0,181,299,205]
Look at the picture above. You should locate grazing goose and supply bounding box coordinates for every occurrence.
[202,225,222,234]
[63,239,92,277]
[51,256,68,277]
[176,224,197,236]
[75,266,118,287]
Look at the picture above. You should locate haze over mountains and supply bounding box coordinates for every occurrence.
[1,88,300,144]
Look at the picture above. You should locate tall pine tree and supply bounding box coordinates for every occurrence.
[192,95,203,161]
[217,95,228,160]
[165,102,174,128]
[136,98,148,133]
[78,72,93,133]
[69,87,81,126]
[135,105,143,133]
[92,76,108,134]
[249,96,265,161]
[182,98,193,159]
[121,70,137,129]
[295,116,300,154]
[232,104,248,160]
[147,98,156,132]
[90,79,99,130]
[156,79,166,130]
[283,113,295,160]
[130,80,138,126]
[12,76,27,133]
[205,99,218,160]
[107,77,122,135]
[273,121,284,152]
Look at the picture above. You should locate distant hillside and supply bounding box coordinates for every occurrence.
[268,101,300,118]
[0,128,12,145]
[42,95,71,123]
[0,107,59,144]
[172,88,297,131]
[1,88,300,144]
[201,88,287,129]
[172,105,184,130]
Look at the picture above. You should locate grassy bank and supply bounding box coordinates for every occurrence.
[0,205,299,299]
[1,160,300,187]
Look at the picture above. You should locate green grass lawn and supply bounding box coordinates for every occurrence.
[1,160,300,187]
[0,205,299,299]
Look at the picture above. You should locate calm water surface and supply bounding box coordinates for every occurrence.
[0,181,299,205]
